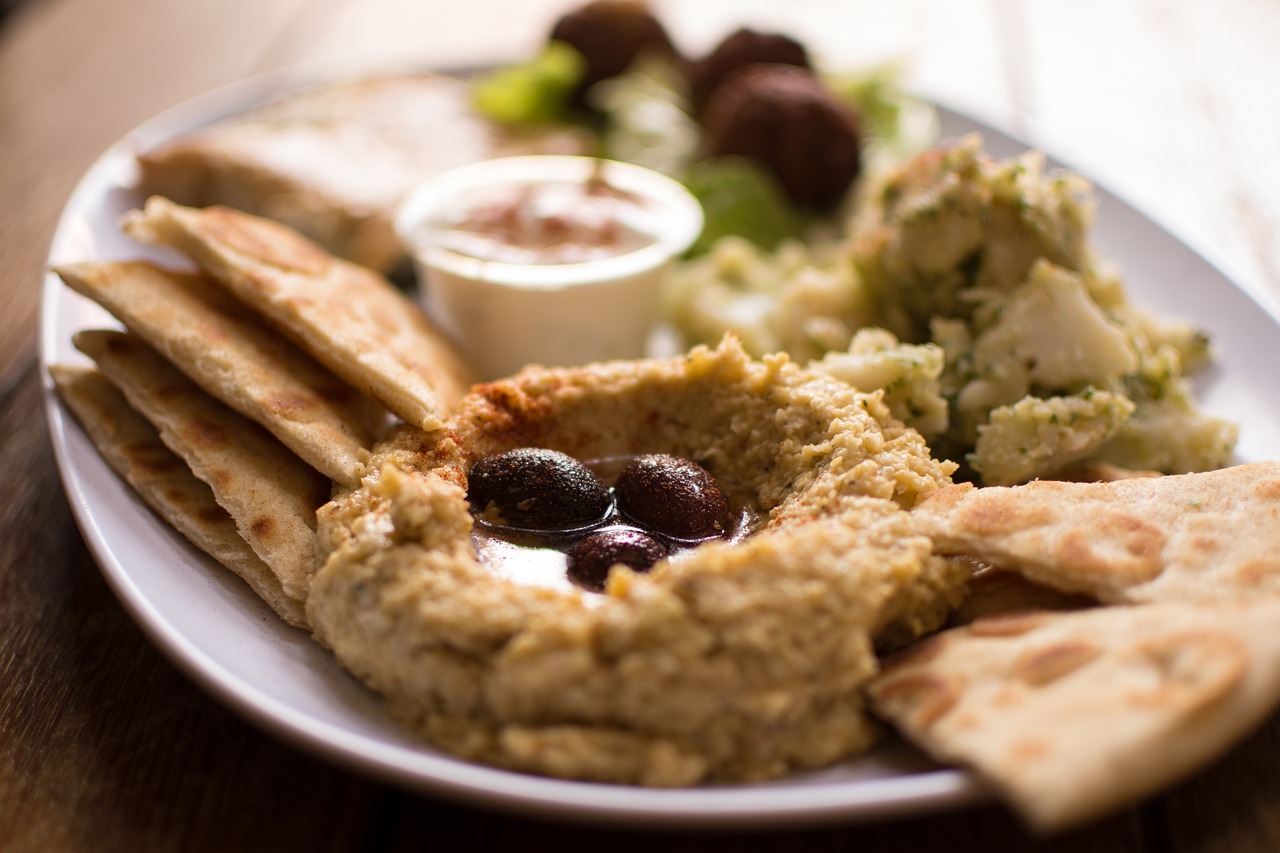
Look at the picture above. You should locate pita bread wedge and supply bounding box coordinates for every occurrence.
[55,259,385,487]
[74,329,330,602]
[1050,461,1161,483]
[947,564,1095,627]
[50,364,306,628]
[122,196,474,432]
[136,72,591,273]
[911,462,1280,604]
[867,600,1280,832]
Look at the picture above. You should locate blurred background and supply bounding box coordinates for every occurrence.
[2,0,1278,392]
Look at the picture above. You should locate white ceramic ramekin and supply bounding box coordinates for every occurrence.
[396,155,703,380]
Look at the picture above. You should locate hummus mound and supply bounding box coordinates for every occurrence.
[309,339,965,785]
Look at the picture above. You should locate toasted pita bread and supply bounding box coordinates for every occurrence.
[911,462,1280,604]
[867,600,1280,832]
[50,364,306,627]
[74,329,330,602]
[1049,461,1161,483]
[55,259,384,487]
[123,196,474,432]
[136,72,591,273]
[947,564,1095,627]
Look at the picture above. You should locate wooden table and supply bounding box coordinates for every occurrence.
[3,0,1279,849]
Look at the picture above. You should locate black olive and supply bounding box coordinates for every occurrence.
[467,448,611,531]
[614,454,734,541]
[566,527,669,591]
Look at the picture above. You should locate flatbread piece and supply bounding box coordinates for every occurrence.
[136,72,591,273]
[55,259,385,487]
[124,196,474,432]
[75,329,330,602]
[867,600,1280,832]
[50,364,306,627]
[946,564,1095,627]
[911,462,1280,604]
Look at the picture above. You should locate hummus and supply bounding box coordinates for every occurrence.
[308,339,966,784]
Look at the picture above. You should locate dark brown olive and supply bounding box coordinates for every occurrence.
[566,527,669,591]
[467,448,611,531]
[614,454,734,541]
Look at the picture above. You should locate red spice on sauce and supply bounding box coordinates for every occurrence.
[433,174,656,265]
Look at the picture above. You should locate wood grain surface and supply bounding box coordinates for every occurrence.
[3,0,1280,849]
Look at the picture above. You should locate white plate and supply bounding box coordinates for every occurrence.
[39,68,1280,828]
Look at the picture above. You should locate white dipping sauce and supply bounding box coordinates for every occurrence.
[432,176,657,266]
[396,156,703,380]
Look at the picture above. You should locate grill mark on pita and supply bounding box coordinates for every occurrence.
[251,516,276,541]
[871,672,957,730]
[187,419,231,449]
[264,390,322,417]
[1137,631,1246,714]
[125,442,184,475]
[958,496,1055,536]
[196,320,231,343]
[1253,478,1280,500]
[1187,534,1220,554]
[197,506,226,524]
[949,709,983,731]
[161,488,197,511]
[1057,514,1165,582]
[1010,737,1052,763]
[969,611,1048,637]
[1229,558,1280,587]
[1015,641,1101,686]
[204,205,330,274]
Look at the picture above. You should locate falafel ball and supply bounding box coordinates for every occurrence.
[702,64,862,211]
[549,0,679,100]
[689,28,811,114]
